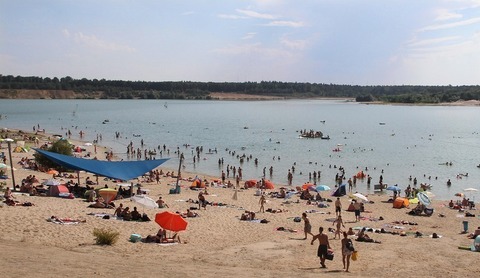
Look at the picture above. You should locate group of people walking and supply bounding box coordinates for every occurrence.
[302,199,356,272]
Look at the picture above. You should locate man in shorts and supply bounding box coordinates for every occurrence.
[311,227,331,268]
[335,197,342,216]
[353,200,361,221]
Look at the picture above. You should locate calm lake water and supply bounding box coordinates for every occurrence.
[1,99,479,200]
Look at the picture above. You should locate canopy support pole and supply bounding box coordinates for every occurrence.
[174,153,184,191]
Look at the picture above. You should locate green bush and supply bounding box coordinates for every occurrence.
[34,139,73,170]
[92,228,120,245]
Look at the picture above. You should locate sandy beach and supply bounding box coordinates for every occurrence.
[0,129,479,278]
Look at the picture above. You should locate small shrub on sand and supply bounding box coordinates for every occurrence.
[93,228,120,245]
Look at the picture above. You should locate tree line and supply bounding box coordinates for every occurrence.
[1,74,479,103]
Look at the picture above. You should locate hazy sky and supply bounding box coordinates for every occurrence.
[1,0,479,85]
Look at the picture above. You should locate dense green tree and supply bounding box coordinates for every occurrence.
[34,139,73,170]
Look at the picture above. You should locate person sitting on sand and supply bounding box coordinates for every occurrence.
[186,209,198,218]
[4,187,13,201]
[162,233,181,244]
[145,228,166,243]
[114,203,124,217]
[467,227,480,239]
[240,211,256,221]
[347,227,355,236]
[131,207,141,221]
[121,207,132,221]
[88,197,107,208]
[156,196,169,208]
[356,227,381,243]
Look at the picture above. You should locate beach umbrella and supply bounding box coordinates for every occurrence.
[245,179,257,188]
[386,185,401,192]
[98,188,117,204]
[316,185,331,192]
[131,194,158,209]
[43,179,61,186]
[264,180,275,190]
[47,169,59,175]
[155,211,188,232]
[417,192,431,206]
[302,183,315,190]
[353,193,369,202]
[0,163,15,170]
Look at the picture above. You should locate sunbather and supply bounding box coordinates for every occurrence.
[356,227,381,243]
[144,228,166,243]
[467,227,480,239]
[162,233,181,243]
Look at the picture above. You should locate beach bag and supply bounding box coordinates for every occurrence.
[352,251,358,261]
[325,249,334,260]
[293,217,301,222]
[346,240,355,251]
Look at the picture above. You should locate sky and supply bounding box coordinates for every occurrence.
[1,0,480,85]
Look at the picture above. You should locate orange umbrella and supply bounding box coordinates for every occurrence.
[264,180,275,190]
[155,212,188,232]
[302,183,314,190]
[47,169,59,175]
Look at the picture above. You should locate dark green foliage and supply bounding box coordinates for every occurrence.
[1,75,479,104]
[34,139,73,170]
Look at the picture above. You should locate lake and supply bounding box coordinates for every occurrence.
[1,99,479,200]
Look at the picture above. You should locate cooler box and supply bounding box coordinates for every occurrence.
[130,234,142,243]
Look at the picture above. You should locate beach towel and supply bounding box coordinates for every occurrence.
[276,227,298,233]
[46,218,80,225]
[157,242,178,246]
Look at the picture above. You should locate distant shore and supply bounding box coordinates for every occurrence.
[2,89,480,107]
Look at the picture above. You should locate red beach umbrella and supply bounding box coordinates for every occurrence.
[264,180,275,190]
[155,211,188,232]
[245,179,257,188]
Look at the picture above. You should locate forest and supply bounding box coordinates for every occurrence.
[1,74,480,103]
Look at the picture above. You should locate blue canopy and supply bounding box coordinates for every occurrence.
[35,148,169,181]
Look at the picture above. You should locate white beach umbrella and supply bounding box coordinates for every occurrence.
[131,194,158,209]
[353,193,369,202]
[0,163,16,171]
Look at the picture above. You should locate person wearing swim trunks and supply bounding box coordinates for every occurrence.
[335,197,342,216]
[311,227,330,268]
